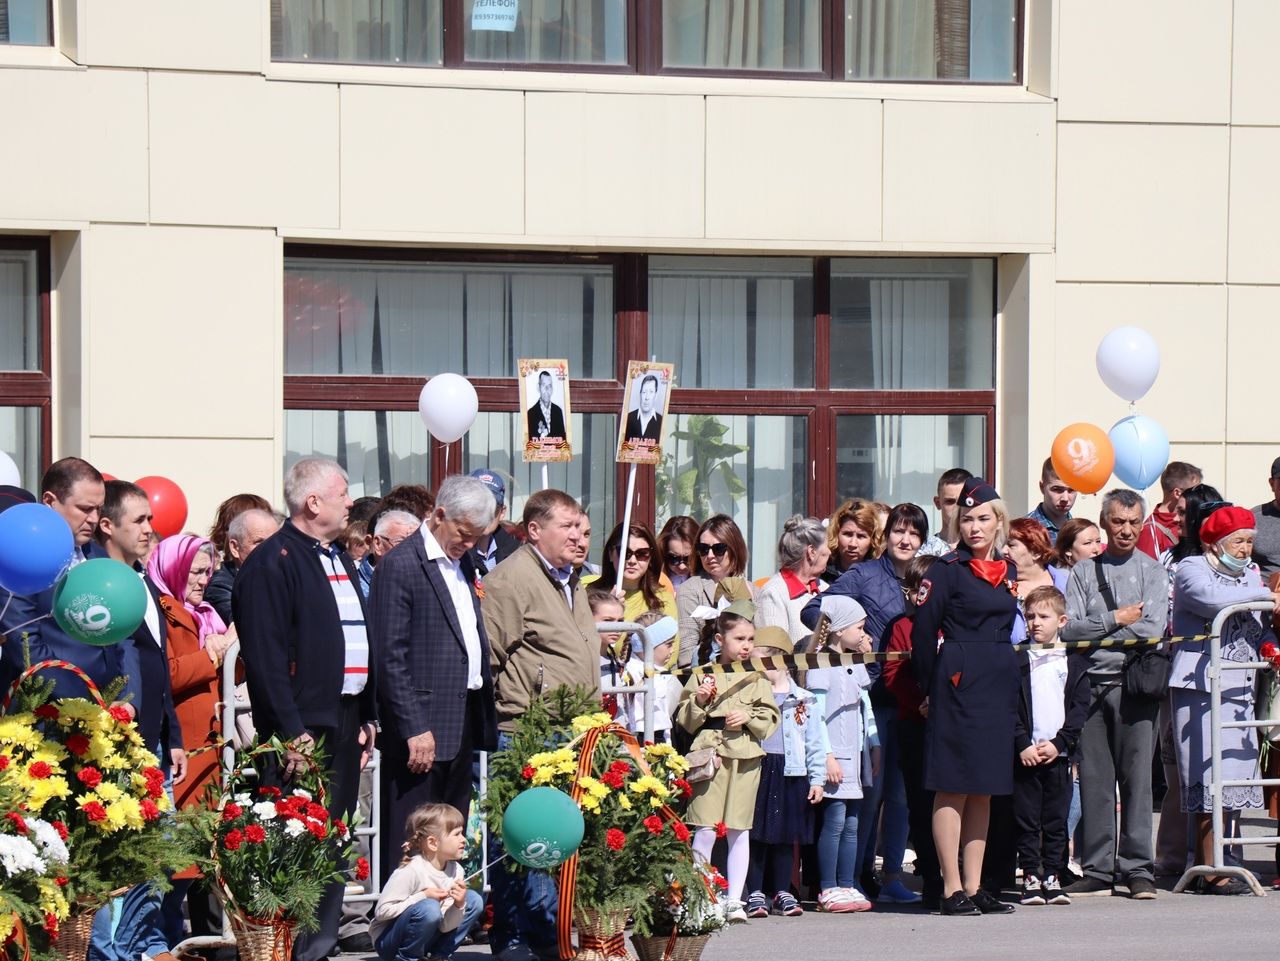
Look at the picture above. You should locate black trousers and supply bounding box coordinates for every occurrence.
[1013,757,1072,879]
[896,717,942,899]
[378,691,484,888]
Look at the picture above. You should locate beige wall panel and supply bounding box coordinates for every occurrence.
[1232,0,1280,125]
[78,0,262,71]
[1058,0,1230,123]
[1228,129,1280,285]
[705,97,880,242]
[86,226,280,439]
[341,85,524,235]
[0,69,147,223]
[1225,445,1280,508]
[1226,286,1280,443]
[150,74,338,228]
[87,437,280,536]
[882,101,1054,246]
[525,92,703,239]
[1056,124,1228,283]
[1053,284,1226,444]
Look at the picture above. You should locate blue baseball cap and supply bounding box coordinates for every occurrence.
[468,469,505,507]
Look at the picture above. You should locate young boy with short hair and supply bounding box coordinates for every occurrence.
[1014,586,1090,906]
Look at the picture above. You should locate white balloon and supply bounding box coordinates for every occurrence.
[417,373,478,443]
[1095,327,1161,402]
[0,451,19,487]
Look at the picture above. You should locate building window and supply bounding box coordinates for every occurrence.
[284,249,994,578]
[0,239,50,486]
[271,0,1020,82]
[0,0,51,45]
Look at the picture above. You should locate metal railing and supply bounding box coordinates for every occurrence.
[1173,601,1277,897]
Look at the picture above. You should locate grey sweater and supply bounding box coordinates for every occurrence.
[1251,502,1280,580]
[1062,550,1169,677]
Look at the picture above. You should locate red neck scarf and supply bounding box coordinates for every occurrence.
[967,558,1010,589]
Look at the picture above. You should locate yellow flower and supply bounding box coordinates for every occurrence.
[578,776,609,800]
[618,794,632,810]
[579,793,601,814]
[570,712,614,735]
[664,755,690,775]
[650,797,664,809]
[96,781,124,803]
[531,766,559,786]
[0,913,14,942]
[644,743,676,759]
[0,716,43,751]
[628,775,670,798]
[24,774,71,812]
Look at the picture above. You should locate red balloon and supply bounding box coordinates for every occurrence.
[135,475,189,538]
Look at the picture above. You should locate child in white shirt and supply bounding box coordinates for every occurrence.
[623,613,681,741]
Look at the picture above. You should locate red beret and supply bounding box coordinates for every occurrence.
[1199,505,1256,545]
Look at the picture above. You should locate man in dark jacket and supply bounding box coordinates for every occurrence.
[234,457,377,961]
[466,468,520,577]
[205,507,279,625]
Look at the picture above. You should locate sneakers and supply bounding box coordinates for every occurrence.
[1020,875,1046,906]
[818,887,872,913]
[1063,875,1113,897]
[725,900,749,923]
[745,891,769,918]
[1043,875,1070,905]
[878,878,923,904]
[1127,877,1158,900]
[772,892,803,916]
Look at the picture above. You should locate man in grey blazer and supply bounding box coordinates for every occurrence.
[368,474,499,886]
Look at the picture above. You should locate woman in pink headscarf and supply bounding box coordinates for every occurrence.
[147,534,237,810]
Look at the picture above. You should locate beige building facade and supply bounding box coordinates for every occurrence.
[0,0,1276,571]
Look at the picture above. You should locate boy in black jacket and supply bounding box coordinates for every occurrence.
[1014,586,1091,905]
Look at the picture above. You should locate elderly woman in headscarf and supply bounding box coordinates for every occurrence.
[1170,505,1280,894]
[146,534,238,810]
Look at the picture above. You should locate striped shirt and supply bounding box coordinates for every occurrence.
[315,544,369,696]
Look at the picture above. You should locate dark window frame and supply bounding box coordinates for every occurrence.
[0,235,52,472]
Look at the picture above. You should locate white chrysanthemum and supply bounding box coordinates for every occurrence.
[291,789,312,801]
[27,819,69,865]
[284,819,307,838]
[233,793,252,805]
[0,834,46,877]
[252,802,278,821]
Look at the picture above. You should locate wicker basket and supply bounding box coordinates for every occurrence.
[631,933,711,961]
[52,910,97,961]
[573,906,632,961]
[227,912,295,961]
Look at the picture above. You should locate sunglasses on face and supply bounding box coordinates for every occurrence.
[697,542,729,558]
[611,546,652,562]
[665,553,691,566]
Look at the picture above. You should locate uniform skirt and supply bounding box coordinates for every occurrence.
[687,756,764,831]
[751,753,815,845]
[925,640,1018,796]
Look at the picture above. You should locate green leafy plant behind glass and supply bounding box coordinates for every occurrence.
[657,414,749,520]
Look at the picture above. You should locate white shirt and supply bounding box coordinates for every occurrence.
[139,570,161,646]
[421,523,483,690]
[1028,648,1068,744]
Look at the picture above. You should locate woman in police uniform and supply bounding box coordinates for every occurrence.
[911,478,1020,916]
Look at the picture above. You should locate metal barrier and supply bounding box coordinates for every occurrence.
[1173,601,1277,897]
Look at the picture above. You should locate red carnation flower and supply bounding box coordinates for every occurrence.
[355,857,370,881]
[223,828,244,851]
[222,802,242,821]
[307,819,327,840]
[33,704,59,720]
[306,802,329,821]
[76,767,103,789]
[605,828,626,851]
[259,785,282,799]
[601,770,625,789]
[147,783,164,799]
[26,761,52,780]
[714,873,729,892]
[51,821,68,840]
[714,821,727,839]
[643,815,663,835]
[0,755,8,770]
[671,821,691,842]
[6,812,28,834]
[672,778,693,800]
[140,799,161,822]
[55,877,69,887]
[245,824,266,844]
[44,912,59,938]
[334,819,349,838]
[143,766,164,784]
[108,705,132,724]
[608,760,630,775]
[1262,641,1279,660]
[521,765,536,780]
[80,801,107,823]
[65,734,90,756]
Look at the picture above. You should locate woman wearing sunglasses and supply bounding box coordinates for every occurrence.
[596,521,676,622]
[676,514,752,668]
[658,515,699,591]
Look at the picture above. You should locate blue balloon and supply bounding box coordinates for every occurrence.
[1109,414,1170,491]
[0,503,75,596]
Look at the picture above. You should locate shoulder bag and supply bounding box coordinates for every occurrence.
[1093,558,1170,700]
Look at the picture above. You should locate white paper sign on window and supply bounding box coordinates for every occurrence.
[472,0,518,32]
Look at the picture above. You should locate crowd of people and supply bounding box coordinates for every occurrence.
[3,451,1280,960]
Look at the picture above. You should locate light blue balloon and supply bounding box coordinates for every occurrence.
[1109,414,1169,491]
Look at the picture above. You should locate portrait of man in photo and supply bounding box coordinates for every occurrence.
[616,361,673,466]
[527,369,567,441]
[624,373,663,443]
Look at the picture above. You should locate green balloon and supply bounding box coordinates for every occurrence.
[502,787,585,870]
[52,558,147,646]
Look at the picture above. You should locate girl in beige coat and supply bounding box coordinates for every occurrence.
[676,606,781,919]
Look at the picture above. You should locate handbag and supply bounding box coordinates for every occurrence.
[1093,558,1170,701]
[683,747,722,783]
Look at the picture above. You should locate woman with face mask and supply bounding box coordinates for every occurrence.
[1169,505,1280,894]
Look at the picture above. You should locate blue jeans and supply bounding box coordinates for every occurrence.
[859,707,910,877]
[489,732,559,953]
[375,890,484,961]
[818,798,860,891]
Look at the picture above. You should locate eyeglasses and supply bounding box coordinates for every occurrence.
[697,542,729,558]
[665,553,691,566]
[611,546,652,562]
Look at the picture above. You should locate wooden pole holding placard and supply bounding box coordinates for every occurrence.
[614,463,638,593]
[541,463,549,493]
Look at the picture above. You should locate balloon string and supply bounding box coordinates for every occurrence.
[1,613,50,638]
[0,592,11,626]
